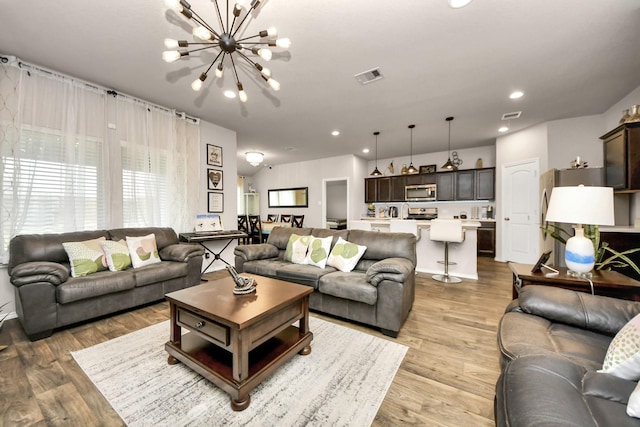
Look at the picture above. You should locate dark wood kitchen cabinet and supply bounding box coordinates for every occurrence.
[601,122,640,192]
[436,172,455,201]
[475,168,495,200]
[455,170,475,200]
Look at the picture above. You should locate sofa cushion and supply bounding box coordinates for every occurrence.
[326,237,367,273]
[284,234,312,264]
[498,311,612,371]
[599,313,640,380]
[318,271,377,305]
[267,227,313,250]
[62,237,108,277]
[56,270,136,304]
[100,240,132,272]
[346,230,416,265]
[303,235,332,268]
[496,354,640,427]
[133,261,188,287]
[276,263,336,289]
[126,234,161,268]
[242,259,291,277]
[10,261,69,286]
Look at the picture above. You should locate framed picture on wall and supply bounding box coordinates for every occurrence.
[207,144,223,167]
[419,164,437,174]
[208,192,224,213]
[207,169,223,191]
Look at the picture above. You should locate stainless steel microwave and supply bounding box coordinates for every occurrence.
[405,184,437,201]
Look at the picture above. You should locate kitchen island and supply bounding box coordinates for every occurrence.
[349,218,481,280]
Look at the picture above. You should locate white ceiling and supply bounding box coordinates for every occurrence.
[1,0,640,176]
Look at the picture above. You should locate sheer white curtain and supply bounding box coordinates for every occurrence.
[0,57,201,263]
[1,61,107,262]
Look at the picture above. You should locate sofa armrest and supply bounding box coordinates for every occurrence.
[10,261,69,287]
[234,244,279,262]
[159,243,204,262]
[518,286,640,335]
[365,257,414,286]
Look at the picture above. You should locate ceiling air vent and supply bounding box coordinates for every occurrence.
[354,67,384,85]
[502,111,522,120]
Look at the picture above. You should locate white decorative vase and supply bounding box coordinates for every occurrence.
[564,227,595,274]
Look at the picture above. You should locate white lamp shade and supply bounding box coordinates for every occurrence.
[545,186,615,226]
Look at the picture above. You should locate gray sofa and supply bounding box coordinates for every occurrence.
[496,285,640,426]
[9,227,204,340]
[234,226,416,337]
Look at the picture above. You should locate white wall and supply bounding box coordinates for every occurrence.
[196,120,238,272]
[247,154,366,226]
[547,115,605,169]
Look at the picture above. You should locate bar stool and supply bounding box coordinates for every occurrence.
[429,219,465,283]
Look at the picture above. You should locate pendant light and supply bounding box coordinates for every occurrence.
[407,124,419,174]
[370,131,383,176]
[442,116,457,171]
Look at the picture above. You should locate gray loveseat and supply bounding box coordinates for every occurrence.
[9,227,204,340]
[496,285,640,426]
[234,226,416,337]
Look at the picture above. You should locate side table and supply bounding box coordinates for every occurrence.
[509,262,640,301]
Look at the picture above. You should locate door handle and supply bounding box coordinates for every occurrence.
[504,217,510,221]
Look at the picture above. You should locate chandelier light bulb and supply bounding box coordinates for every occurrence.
[267,26,277,37]
[164,38,179,49]
[192,26,212,40]
[261,67,271,77]
[191,73,207,91]
[267,78,280,91]
[237,83,248,103]
[255,48,272,61]
[275,38,291,48]
[162,50,181,63]
[165,0,183,12]
[215,62,224,78]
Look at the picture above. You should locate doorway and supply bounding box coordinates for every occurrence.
[501,159,540,263]
[323,178,349,228]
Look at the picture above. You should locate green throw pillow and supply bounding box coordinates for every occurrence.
[126,233,161,268]
[303,235,333,268]
[101,239,132,271]
[599,313,640,380]
[62,237,108,277]
[326,237,367,272]
[284,233,311,264]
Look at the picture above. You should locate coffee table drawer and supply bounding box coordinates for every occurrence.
[178,308,230,346]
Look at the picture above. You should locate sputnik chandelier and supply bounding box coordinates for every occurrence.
[162,0,291,102]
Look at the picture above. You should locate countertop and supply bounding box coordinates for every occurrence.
[600,226,640,234]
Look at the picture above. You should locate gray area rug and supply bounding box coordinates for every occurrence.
[71,317,407,426]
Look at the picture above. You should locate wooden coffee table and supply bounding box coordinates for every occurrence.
[164,274,313,411]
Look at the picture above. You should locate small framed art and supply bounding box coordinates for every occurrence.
[419,164,437,174]
[207,144,223,167]
[208,192,224,213]
[207,169,223,191]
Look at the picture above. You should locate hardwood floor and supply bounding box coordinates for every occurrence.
[0,258,513,426]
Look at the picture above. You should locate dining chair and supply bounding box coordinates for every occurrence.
[267,214,279,222]
[292,215,305,228]
[247,215,262,244]
[280,214,292,223]
[237,215,249,244]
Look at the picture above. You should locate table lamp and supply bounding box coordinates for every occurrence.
[545,185,615,277]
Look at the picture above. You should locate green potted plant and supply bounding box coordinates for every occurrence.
[542,224,640,274]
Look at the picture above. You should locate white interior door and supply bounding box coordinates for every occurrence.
[502,159,540,263]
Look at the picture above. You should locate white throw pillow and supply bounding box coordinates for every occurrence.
[101,239,132,271]
[284,234,311,264]
[303,235,333,268]
[126,234,161,268]
[62,237,108,277]
[326,237,367,273]
[628,381,640,418]
[598,313,640,380]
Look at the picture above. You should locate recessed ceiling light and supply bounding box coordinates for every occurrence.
[331,130,340,136]
[224,90,236,99]
[498,126,509,133]
[509,91,524,99]
[362,148,370,154]
[448,0,473,8]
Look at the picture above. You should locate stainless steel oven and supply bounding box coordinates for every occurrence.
[405,184,437,201]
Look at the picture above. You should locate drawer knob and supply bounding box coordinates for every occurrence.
[195,321,205,329]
